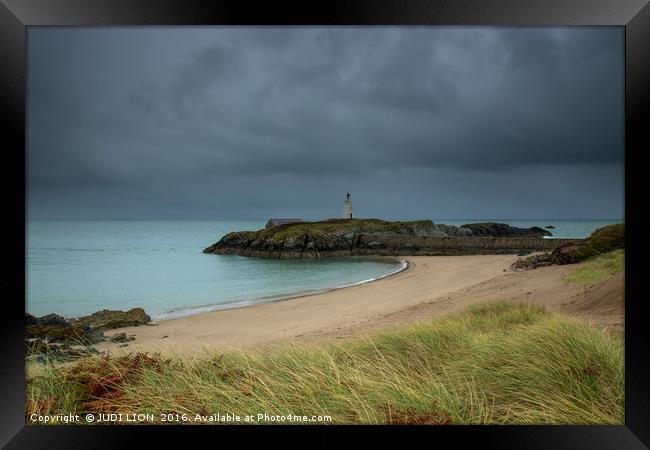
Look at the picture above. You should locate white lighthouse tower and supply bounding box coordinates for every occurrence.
[342,192,353,219]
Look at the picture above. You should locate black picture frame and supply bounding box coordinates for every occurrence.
[2,0,648,447]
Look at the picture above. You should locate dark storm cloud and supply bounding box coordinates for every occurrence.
[27,27,624,219]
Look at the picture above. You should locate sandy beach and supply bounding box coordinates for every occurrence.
[97,254,623,355]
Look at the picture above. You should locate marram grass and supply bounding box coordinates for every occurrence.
[26,302,623,425]
[564,249,624,285]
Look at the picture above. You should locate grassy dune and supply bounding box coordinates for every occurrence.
[26,302,623,425]
[564,249,624,284]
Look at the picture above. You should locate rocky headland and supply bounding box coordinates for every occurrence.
[203,219,563,259]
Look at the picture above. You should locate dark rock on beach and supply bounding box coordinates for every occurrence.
[509,253,555,271]
[544,225,556,229]
[25,313,105,345]
[69,307,152,331]
[109,332,135,343]
[25,313,68,328]
[25,323,104,362]
[26,307,152,362]
[26,343,101,363]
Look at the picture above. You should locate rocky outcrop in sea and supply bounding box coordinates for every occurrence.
[460,222,551,237]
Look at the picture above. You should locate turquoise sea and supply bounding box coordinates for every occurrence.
[26,219,621,321]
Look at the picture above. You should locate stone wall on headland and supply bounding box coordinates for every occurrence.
[353,234,577,257]
[209,234,576,259]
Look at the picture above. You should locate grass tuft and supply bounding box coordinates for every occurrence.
[564,250,624,284]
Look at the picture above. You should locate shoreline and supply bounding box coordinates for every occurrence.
[28,256,408,323]
[95,255,523,354]
[150,257,410,322]
[90,252,624,356]
[233,257,410,307]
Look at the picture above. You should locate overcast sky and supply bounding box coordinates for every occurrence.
[27,27,624,221]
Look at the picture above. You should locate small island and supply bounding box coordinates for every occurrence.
[203,218,576,259]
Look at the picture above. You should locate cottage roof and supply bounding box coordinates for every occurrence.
[265,218,304,228]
